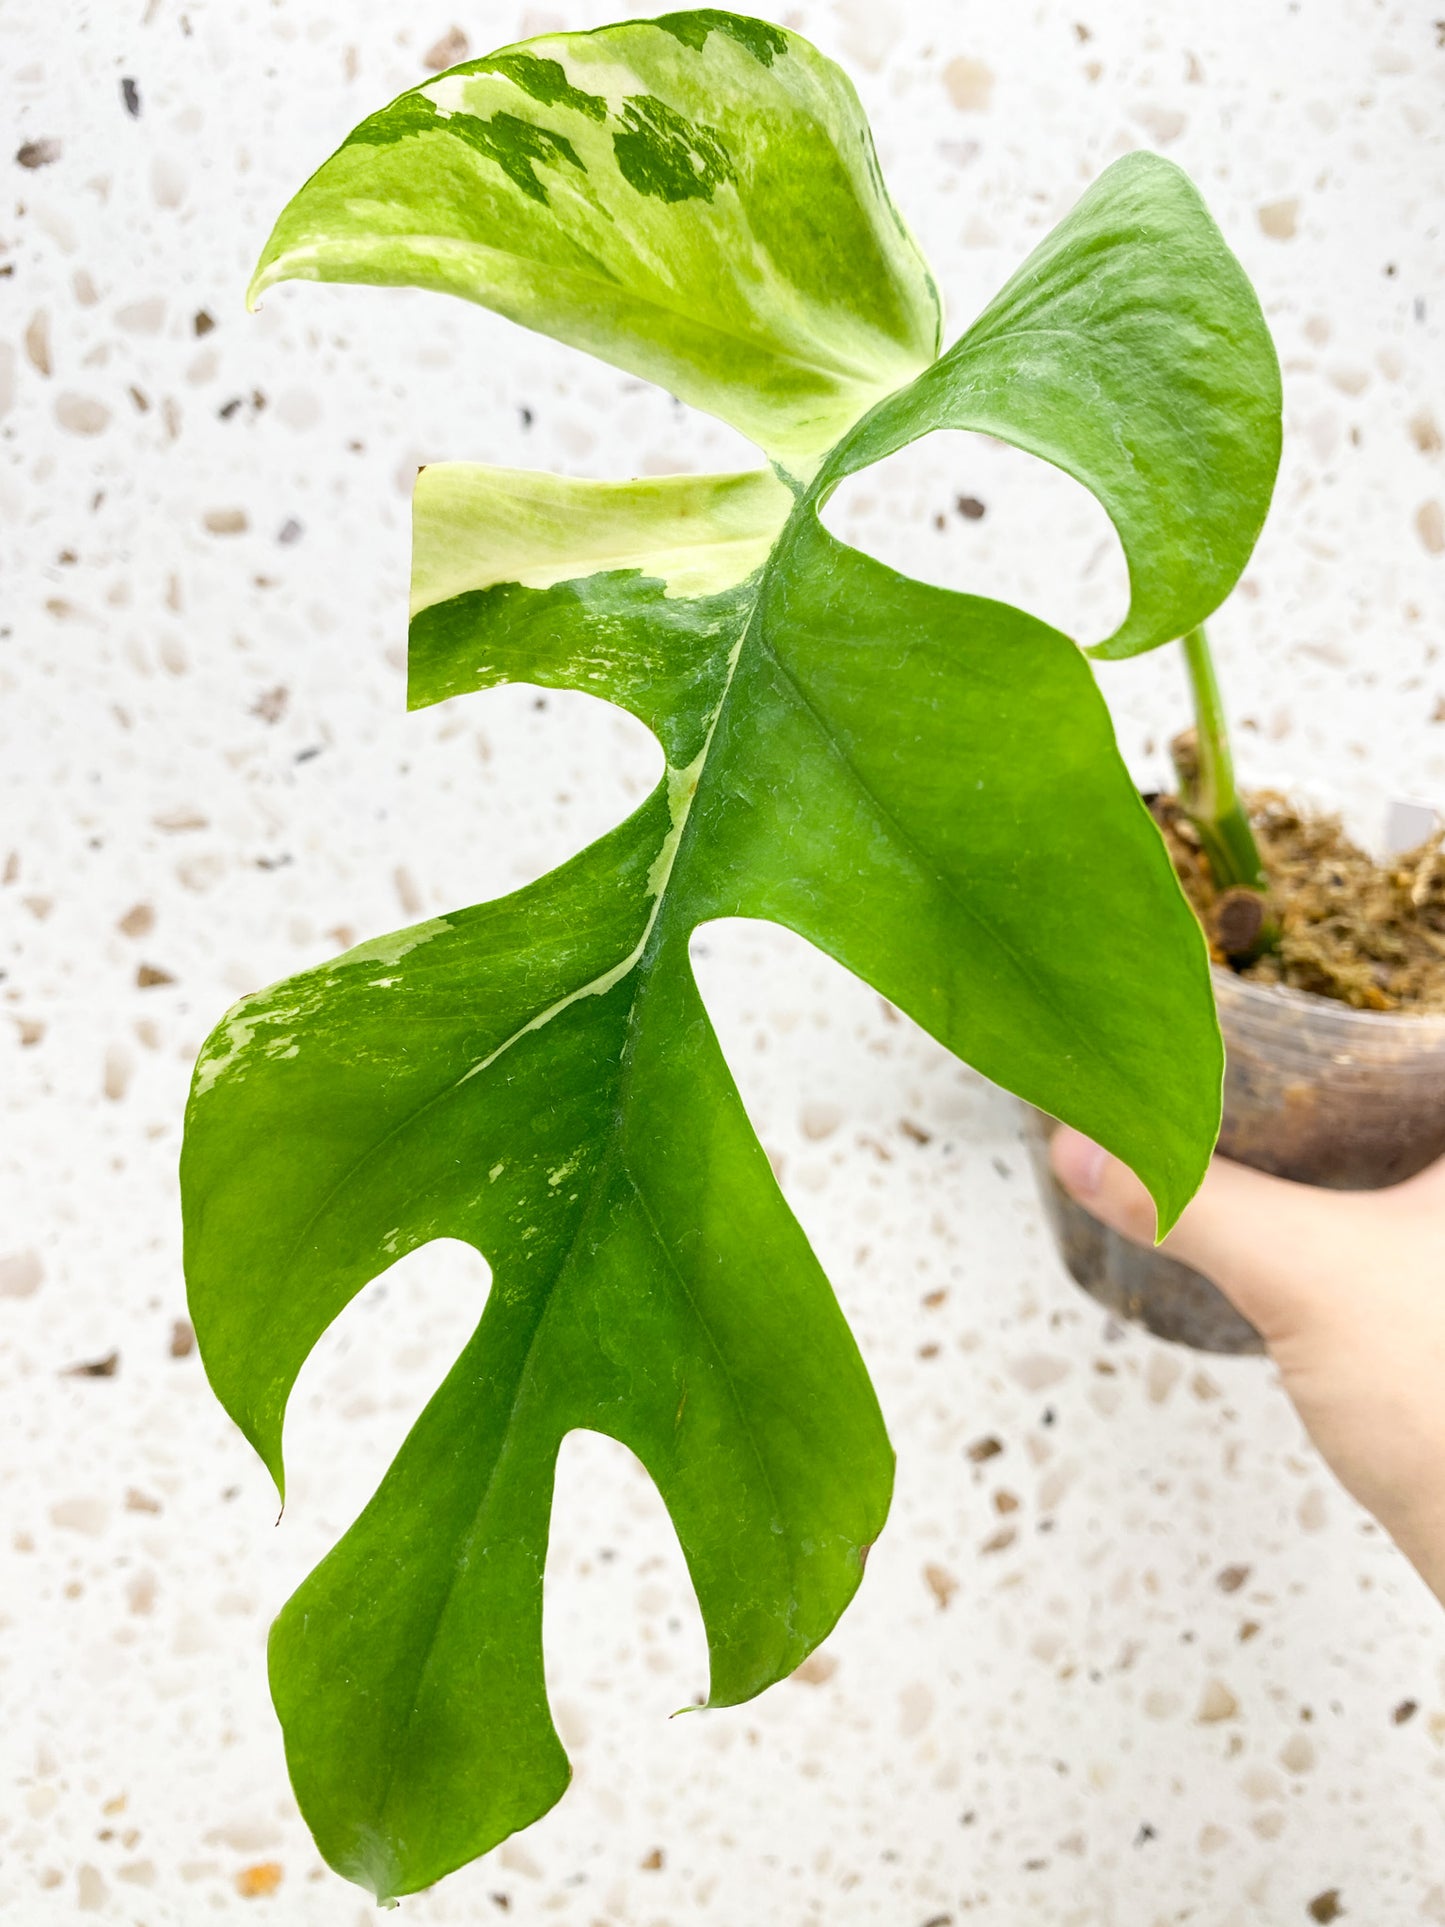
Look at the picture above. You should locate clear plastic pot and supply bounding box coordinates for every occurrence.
[1026,970,1445,1353]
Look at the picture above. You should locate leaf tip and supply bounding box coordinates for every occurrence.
[245,253,285,314]
[230,1387,287,1505]
[1143,1141,1212,1247]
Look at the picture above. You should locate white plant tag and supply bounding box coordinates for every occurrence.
[1384,797,1440,857]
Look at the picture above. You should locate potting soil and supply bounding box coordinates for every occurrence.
[1150,790,1445,1012]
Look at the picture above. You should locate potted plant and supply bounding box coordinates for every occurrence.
[180,9,1284,1900]
[1028,613,1445,1353]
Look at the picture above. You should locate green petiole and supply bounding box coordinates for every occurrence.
[1172,622,1270,895]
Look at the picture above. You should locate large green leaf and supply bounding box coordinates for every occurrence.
[184,13,1282,1902]
[248,11,941,478]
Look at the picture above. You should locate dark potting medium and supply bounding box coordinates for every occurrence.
[1027,969,1445,1354]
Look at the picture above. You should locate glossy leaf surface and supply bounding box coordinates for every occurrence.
[184,14,1282,1901]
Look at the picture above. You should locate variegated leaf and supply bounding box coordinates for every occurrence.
[248,11,941,478]
[184,18,1282,1902]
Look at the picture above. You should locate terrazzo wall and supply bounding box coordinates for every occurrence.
[4,1,1444,1922]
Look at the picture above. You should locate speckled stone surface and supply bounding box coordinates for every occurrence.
[4,3,1445,1922]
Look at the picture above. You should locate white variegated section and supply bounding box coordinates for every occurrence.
[409,465,792,615]
[193,991,313,1099]
[192,921,453,1097]
[342,918,454,966]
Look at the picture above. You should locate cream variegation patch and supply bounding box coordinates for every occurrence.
[410,465,793,615]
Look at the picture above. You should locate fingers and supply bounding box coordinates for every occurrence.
[1048,1126,1364,1343]
[1049,1128,1156,1245]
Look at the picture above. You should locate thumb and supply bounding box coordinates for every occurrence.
[1048,1126,1362,1344]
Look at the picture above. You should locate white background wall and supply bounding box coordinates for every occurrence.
[3,2,1444,1922]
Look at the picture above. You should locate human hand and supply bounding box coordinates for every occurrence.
[1050,1128,1445,1604]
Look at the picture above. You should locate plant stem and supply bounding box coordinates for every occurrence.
[1172,623,1269,894]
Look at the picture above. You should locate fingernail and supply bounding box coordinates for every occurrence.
[1050,1127,1108,1199]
